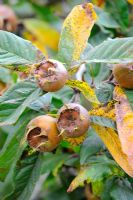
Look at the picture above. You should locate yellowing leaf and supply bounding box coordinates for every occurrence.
[92,123,133,177]
[68,66,79,76]
[23,19,60,56]
[128,0,133,4]
[68,156,123,192]
[114,86,133,169]
[89,101,115,121]
[66,80,99,106]
[58,3,97,64]
[23,31,47,56]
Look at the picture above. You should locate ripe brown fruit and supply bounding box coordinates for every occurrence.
[26,115,61,152]
[113,63,133,89]
[57,103,90,138]
[35,59,68,92]
[0,5,17,32]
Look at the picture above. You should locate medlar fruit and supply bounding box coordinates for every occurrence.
[57,103,90,138]
[35,59,68,92]
[26,115,61,152]
[113,63,133,89]
[0,5,17,32]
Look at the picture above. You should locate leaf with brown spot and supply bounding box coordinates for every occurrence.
[114,86,133,169]
[92,123,133,177]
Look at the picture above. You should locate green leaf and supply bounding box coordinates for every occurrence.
[0,67,11,83]
[67,155,122,192]
[0,128,7,150]
[110,181,133,200]
[80,128,104,165]
[29,92,52,112]
[101,177,116,200]
[95,7,120,28]
[0,31,44,66]
[106,0,129,30]
[0,80,42,126]
[41,152,69,174]
[90,116,115,129]
[124,89,133,110]
[4,153,44,200]
[84,63,111,87]
[29,86,73,112]
[96,83,114,103]
[83,38,133,64]
[0,110,37,181]
[92,181,104,197]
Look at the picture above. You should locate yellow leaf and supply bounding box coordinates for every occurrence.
[89,101,115,121]
[23,19,60,55]
[66,80,100,106]
[114,86,133,169]
[128,0,133,4]
[58,3,97,63]
[92,123,133,177]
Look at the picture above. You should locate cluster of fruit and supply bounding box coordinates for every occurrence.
[26,59,133,152]
[26,59,90,152]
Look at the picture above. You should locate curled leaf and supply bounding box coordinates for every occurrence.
[92,123,133,177]
[114,86,133,169]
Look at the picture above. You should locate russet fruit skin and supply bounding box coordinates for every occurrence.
[113,63,133,89]
[0,5,17,32]
[35,59,68,92]
[57,103,90,138]
[26,115,61,152]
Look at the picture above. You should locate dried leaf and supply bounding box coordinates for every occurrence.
[92,123,133,177]
[114,86,133,169]
[58,3,97,64]
[66,80,99,106]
